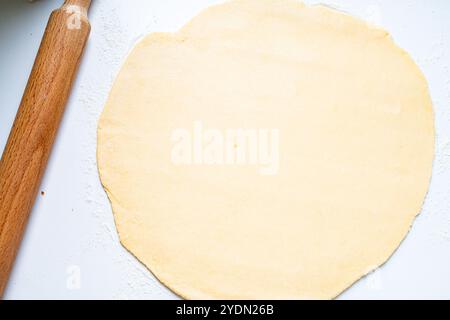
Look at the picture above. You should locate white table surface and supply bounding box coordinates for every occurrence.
[1,0,449,300]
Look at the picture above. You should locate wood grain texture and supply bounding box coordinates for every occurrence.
[0,0,91,297]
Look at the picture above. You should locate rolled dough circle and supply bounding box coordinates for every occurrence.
[98,0,434,299]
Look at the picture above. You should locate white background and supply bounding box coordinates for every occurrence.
[0,0,449,300]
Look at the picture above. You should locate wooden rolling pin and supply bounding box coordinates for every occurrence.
[0,0,92,297]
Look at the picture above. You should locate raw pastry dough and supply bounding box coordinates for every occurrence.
[98,0,434,299]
